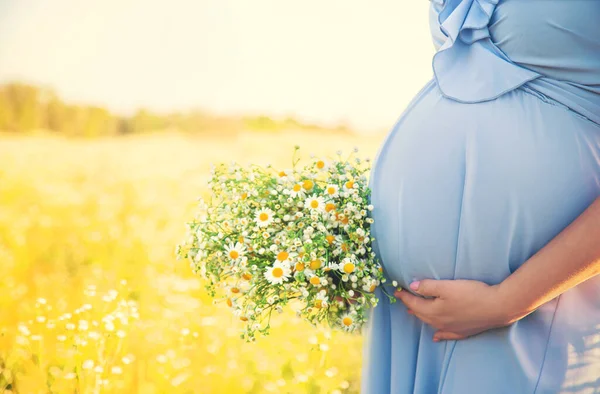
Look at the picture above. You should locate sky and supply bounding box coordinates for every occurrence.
[0,0,435,133]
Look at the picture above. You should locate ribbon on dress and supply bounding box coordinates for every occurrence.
[429,0,600,126]
[432,0,542,103]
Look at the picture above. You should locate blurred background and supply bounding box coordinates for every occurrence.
[0,0,434,392]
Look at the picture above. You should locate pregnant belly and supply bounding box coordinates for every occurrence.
[368,80,600,289]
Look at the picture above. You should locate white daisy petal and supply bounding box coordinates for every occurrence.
[324,184,340,198]
[289,183,306,198]
[254,208,275,227]
[224,242,246,261]
[340,313,357,332]
[315,158,329,171]
[264,261,292,285]
[304,194,326,213]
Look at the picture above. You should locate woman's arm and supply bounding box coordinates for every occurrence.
[497,196,600,323]
[393,196,600,341]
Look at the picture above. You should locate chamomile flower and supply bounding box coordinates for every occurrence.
[315,158,329,171]
[324,234,336,246]
[343,179,357,191]
[254,208,275,227]
[323,184,340,198]
[304,195,326,212]
[277,169,295,182]
[224,242,246,261]
[289,183,306,198]
[314,290,329,308]
[322,261,339,272]
[362,279,379,293]
[333,235,351,256]
[308,258,323,270]
[264,261,292,285]
[301,178,315,192]
[273,249,297,265]
[324,202,336,214]
[339,257,356,274]
[340,313,357,332]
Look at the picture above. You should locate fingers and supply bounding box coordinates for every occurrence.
[399,296,438,328]
[395,289,441,328]
[394,288,432,313]
[410,279,448,298]
[408,310,436,327]
[433,331,466,342]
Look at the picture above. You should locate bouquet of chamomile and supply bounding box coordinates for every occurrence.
[176,146,396,342]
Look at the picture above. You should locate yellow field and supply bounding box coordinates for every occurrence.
[0,130,385,394]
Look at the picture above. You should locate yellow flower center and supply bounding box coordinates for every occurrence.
[315,300,323,308]
[272,267,284,278]
[240,316,248,321]
[293,184,302,192]
[369,284,377,292]
[302,180,314,190]
[231,287,240,293]
[279,171,287,177]
[342,317,353,326]
[309,259,322,270]
[310,200,319,209]
[343,263,355,274]
[295,262,305,271]
[229,250,239,259]
[345,181,354,189]
[226,298,233,307]
[277,251,289,261]
[327,187,336,195]
[341,243,349,252]
[241,192,248,200]
[316,160,325,169]
[242,273,252,280]
[325,203,335,212]
[310,276,321,285]
[325,235,335,245]
[259,212,269,221]
[238,236,245,243]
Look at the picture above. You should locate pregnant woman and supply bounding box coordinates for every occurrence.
[360,1,600,393]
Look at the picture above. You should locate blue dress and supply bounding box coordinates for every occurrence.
[360,1,600,393]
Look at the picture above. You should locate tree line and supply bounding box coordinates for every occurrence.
[0,82,352,137]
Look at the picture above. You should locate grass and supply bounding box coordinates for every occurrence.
[0,130,385,394]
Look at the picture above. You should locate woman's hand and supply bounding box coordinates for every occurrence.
[394,197,600,342]
[393,279,526,342]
